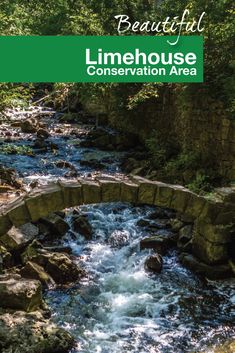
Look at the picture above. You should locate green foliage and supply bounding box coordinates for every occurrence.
[0,0,233,114]
[127,83,161,110]
[145,132,179,168]
[145,137,168,168]
[161,0,235,115]
[143,141,219,193]
[187,174,214,194]
[0,144,34,156]
[0,0,233,189]
[164,152,201,173]
[0,84,33,111]
[61,7,104,35]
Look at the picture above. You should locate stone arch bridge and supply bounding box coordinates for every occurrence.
[0,176,234,266]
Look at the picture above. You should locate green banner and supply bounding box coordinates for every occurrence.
[0,36,203,83]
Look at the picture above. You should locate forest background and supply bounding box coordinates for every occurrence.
[0,0,234,193]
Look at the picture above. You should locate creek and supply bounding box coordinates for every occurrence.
[0,115,125,184]
[47,203,235,353]
[0,113,234,353]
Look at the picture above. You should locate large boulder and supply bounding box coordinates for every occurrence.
[21,240,43,264]
[108,230,130,248]
[140,233,176,255]
[45,252,81,284]
[39,213,70,239]
[0,246,13,270]
[72,214,93,240]
[20,261,55,289]
[19,223,39,238]
[0,226,36,252]
[148,208,174,220]
[0,311,74,353]
[144,254,163,273]
[137,218,171,230]
[177,225,193,251]
[179,253,232,280]
[21,119,37,133]
[55,160,76,170]
[36,128,51,139]
[21,241,82,285]
[0,275,43,312]
[0,165,21,188]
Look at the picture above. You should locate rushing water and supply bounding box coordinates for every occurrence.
[0,117,125,184]
[46,203,235,353]
[1,114,235,352]
[0,135,124,180]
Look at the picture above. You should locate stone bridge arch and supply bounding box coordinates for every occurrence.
[0,176,234,266]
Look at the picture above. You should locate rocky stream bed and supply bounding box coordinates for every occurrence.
[0,110,234,353]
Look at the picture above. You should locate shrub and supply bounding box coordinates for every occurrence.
[164,152,201,173]
[0,144,34,156]
[187,174,214,194]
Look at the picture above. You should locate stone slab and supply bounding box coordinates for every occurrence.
[120,181,139,203]
[154,183,174,208]
[99,179,121,202]
[192,231,228,265]
[25,184,64,222]
[80,179,101,204]
[170,186,192,213]
[195,220,232,244]
[131,176,157,204]
[0,214,12,237]
[184,194,206,219]
[199,200,224,223]
[3,197,31,227]
[59,180,82,208]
